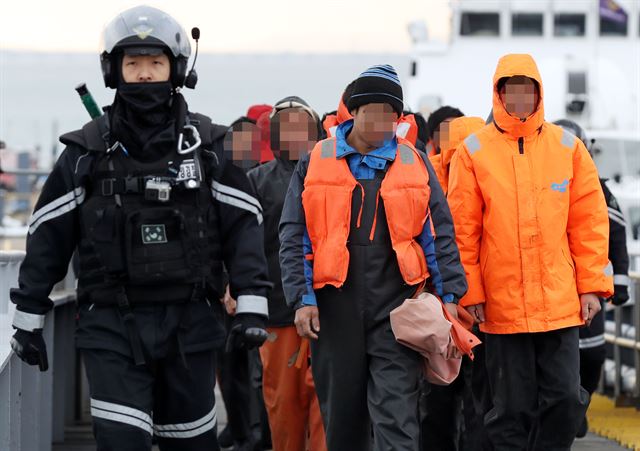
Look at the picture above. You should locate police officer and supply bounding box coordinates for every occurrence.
[9,6,270,451]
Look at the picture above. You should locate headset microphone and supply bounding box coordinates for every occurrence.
[185,27,200,89]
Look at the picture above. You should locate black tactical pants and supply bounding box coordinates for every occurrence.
[83,348,219,451]
[217,312,254,447]
[484,327,588,451]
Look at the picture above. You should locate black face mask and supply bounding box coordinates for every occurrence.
[116,81,173,126]
[110,82,181,161]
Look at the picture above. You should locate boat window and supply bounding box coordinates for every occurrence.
[512,13,543,36]
[554,13,586,36]
[460,12,500,36]
[568,72,587,95]
[599,11,628,36]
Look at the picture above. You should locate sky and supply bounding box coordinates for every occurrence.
[0,0,451,53]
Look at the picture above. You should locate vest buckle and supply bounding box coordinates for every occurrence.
[101,179,115,196]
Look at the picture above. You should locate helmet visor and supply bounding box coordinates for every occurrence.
[101,5,190,58]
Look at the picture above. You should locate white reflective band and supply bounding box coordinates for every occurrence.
[236,295,269,317]
[608,215,626,227]
[328,125,338,137]
[212,191,264,225]
[614,274,630,286]
[211,181,262,211]
[608,207,625,221]
[465,134,481,155]
[90,399,153,435]
[561,129,576,148]
[604,262,613,277]
[579,334,605,349]
[211,182,263,225]
[396,122,410,138]
[12,310,45,332]
[608,210,627,227]
[28,187,85,235]
[154,406,217,439]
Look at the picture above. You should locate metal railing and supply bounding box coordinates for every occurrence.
[1,250,639,449]
[0,252,78,451]
[603,269,640,404]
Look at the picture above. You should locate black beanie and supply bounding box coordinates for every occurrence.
[347,65,403,116]
[426,106,464,140]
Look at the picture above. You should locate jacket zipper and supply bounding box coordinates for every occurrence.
[518,137,524,154]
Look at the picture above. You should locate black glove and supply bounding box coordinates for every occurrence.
[10,328,49,371]
[610,285,629,306]
[225,313,268,353]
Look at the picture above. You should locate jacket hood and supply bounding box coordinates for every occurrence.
[492,54,544,138]
[441,116,485,168]
[336,97,353,124]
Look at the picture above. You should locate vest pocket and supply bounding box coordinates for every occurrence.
[124,207,193,284]
[85,205,127,275]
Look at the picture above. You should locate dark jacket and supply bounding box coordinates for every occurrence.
[247,158,297,327]
[10,112,270,355]
[601,179,629,305]
[279,144,467,309]
[578,178,630,347]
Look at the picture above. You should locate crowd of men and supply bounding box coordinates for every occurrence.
[7,5,630,451]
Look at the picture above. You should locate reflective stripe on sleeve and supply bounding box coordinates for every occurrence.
[613,274,630,286]
[12,310,46,331]
[28,187,85,235]
[236,295,269,317]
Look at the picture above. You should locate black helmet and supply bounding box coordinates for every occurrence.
[553,119,588,147]
[100,5,191,89]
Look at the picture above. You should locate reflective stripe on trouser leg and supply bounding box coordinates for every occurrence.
[90,398,153,435]
[154,405,217,439]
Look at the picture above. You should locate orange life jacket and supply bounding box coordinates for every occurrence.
[302,137,431,289]
[396,114,419,147]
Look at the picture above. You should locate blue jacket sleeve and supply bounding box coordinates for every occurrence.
[279,153,316,309]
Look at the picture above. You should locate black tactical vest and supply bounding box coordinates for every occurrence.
[69,114,224,305]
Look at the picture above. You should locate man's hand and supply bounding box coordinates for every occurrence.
[444,302,458,321]
[11,329,49,371]
[465,304,485,324]
[294,306,320,340]
[219,285,237,316]
[225,313,268,352]
[580,293,601,326]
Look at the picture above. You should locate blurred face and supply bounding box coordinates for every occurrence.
[433,118,455,152]
[499,76,539,120]
[121,53,171,83]
[223,122,261,170]
[351,103,399,148]
[272,109,318,161]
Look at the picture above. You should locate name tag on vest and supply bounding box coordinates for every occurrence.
[176,159,197,181]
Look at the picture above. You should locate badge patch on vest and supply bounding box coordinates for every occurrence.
[141,224,168,244]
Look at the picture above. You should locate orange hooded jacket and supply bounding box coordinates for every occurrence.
[322,97,353,138]
[429,116,485,196]
[447,54,613,334]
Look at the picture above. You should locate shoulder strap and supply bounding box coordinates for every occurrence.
[59,114,110,152]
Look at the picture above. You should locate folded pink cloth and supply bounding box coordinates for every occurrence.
[390,292,463,385]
